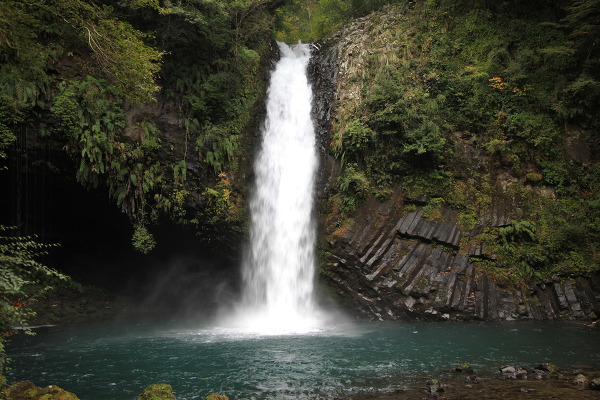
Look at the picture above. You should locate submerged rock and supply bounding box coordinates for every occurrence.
[4,381,79,400]
[590,378,600,390]
[137,384,176,400]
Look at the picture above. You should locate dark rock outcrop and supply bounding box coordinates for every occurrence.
[317,189,600,320]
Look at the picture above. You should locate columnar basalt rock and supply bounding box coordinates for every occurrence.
[318,189,600,321]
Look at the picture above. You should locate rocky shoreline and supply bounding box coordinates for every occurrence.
[2,381,228,400]
[4,363,600,400]
[340,363,600,399]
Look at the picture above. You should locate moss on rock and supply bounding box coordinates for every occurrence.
[137,384,176,400]
[4,381,79,400]
[205,394,228,400]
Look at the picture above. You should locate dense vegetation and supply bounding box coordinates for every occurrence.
[1,0,281,254]
[0,0,279,385]
[308,0,600,283]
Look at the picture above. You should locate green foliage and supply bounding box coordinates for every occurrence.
[457,212,479,232]
[0,226,66,381]
[72,6,163,103]
[143,0,276,238]
[337,164,370,195]
[132,225,156,254]
[331,59,449,211]
[498,220,537,246]
[206,173,237,221]
[0,122,15,169]
[194,172,246,244]
[560,0,600,130]
[0,0,162,104]
[321,1,600,281]
[480,185,600,280]
[198,125,240,173]
[1,0,279,252]
[422,197,445,221]
[159,0,274,171]
[275,0,407,41]
[0,339,5,388]
[540,161,569,192]
[336,163,370,214]
[362,63,449,163]
[51,77,170,230]
[0,0,172,249]
[0,226,66,333]
[126,0,160,10]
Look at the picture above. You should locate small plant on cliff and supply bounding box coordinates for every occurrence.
[336,163,370,214]
[131,224,156,254]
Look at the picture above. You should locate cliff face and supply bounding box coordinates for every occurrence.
[318,190,600,321]
[310,5,600,321]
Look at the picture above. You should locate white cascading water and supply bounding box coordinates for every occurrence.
[235,42,320,334]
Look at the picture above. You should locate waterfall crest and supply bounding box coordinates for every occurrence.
[236,42,320,334]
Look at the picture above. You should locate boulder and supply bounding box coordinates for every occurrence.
[573,374,589,386]
[4,381,79,400]
[137,384,176,400]
[426,379,445,393]
[454,364,474,374]
[590,378,600,390]
[531,369,546,380]
[500,365,516,375]
[499,365,527,379]
[535,363,559,373]
[205,394,229,400]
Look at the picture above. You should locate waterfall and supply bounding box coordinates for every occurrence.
[236,42,320,334]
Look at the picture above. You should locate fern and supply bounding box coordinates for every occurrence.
[498,220,536,245]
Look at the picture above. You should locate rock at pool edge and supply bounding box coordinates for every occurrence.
[4,380,79,400]
[137,384,176,400]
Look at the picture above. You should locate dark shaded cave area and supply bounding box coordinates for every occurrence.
[1,149,241,315]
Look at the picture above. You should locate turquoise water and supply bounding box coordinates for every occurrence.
[6,319,600,399]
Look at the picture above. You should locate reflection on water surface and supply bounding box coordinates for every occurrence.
[6,320,600,400]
